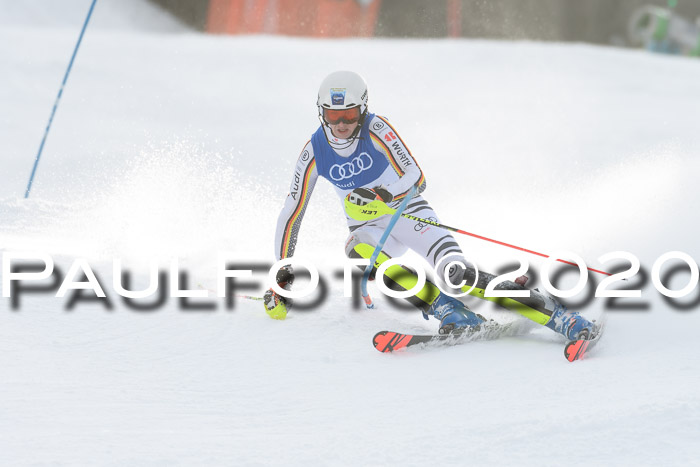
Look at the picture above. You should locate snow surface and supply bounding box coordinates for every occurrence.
[2,1,700,466]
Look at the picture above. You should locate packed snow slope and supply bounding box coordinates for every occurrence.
[2,1,700,466]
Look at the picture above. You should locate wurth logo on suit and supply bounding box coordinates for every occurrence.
[390,141,413,168]
[380,129,412,169]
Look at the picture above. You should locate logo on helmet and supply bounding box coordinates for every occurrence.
[330,88,346,106]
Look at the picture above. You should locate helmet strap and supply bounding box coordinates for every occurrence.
[351,109,367,139]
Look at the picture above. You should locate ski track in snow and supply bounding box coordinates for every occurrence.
[2,1,700,465]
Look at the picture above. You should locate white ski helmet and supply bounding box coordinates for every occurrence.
[317,71,368,118]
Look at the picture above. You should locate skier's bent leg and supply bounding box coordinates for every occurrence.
[456,265,595,340]
[344,231,484,333]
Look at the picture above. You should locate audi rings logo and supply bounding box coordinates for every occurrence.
[329,153,373,181]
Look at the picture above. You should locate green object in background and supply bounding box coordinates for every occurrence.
[692,36,700,56]
[629,4,700,57]
[652,9,671,40]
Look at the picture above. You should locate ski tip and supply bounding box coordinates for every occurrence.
[564,319,605,362]
[564,339,591,362]
[373,331,412,353]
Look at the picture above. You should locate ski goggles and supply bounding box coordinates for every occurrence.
[323,107,361,125]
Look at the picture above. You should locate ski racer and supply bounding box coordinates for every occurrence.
[264,70,595,340]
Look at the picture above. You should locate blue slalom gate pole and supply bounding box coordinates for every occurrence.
[24,0,98,199]
[361,185,418,309]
